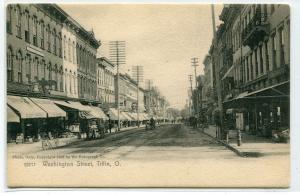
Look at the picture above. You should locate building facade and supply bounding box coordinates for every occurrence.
[210,4,290,136]
[97,57,116,105]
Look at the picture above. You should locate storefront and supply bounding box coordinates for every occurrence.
[7,95,47,142]
[223,81,289,137]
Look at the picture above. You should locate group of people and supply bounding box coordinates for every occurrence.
[188,113,208,130]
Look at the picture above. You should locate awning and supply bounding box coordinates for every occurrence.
[30,98,66,118]
[121,112,133,121]
[88,106,109,120]
[7,95,47,119]
[107,108,126,121]
[79,111,97,119]
[244,81,289,97]
[7,106,20,123]
[53,100,81,110]
[67,101,91,111]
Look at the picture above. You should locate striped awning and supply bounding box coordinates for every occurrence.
[7,106,20,123]
[30,98,66,118]
[7,95,47,119]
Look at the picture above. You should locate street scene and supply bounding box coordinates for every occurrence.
[6,3,290,187]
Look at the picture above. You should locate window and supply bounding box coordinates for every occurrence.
[40,21,44,49]
[25,11,30,43]
[16,6,21,38]
[48,63,52,81]
[272,33,277,68]
[58,33,62,57]
[265,41,270,71]
[73,42,76,63]
[63,36,67,59]
[68,39,71,62]
[47,25,51,52]
[32,16,38,46]
[42,60,46,80]
[54,65,58,90]
[35,57,39,81]
[7,6,12,33]
[271,5,275,14]
[259,45,264,74]
[53,29,57,55]
[279,27,285,66]
[16,51,22,83]
[7,48,13,82]
[255,49,258,76]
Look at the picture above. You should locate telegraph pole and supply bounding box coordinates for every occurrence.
[191,57,199,116]
[211,5,224,139]
[132,65,144,127]
[109,41,126,131]
[188,74,193,115]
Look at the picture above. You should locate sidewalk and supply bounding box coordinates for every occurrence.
[7,124,149,154]
[203,125,290,157]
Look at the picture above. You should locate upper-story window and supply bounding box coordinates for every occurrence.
[279,27,285,66]
[7,6,12,33]
[47,25,51,52]
[63,36,67,60]
[58,33,62,57]
[68,39,71,62]
[272,33,277,68]
[73,42,76,63]
[40,21,44,49]
[32,16,38,46]
[53,29,57,55]
[24,11,31,43]
[16,51,23,83]
[7,48,13,82]
[16,6,22,38]
[271,5,275,14]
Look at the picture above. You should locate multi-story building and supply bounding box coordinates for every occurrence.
[6,4,65,97]
[6,4,102,142]
[116,73,145,112]
[210,4,290,136]
[97,57,116,105]
[76,30,100,102]
[61,16,78,99]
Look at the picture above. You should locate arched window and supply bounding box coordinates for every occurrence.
[68,39,71,62]
[54,64,58,90]
[40,20,45,49]
[24,10,30,43]
[47,25,51,52]
[63,36,67,60]
[7,5,12,33]
[53,29,57,55]
[72,41,76,63]
[16,51,23,83]
[58,33,62,57]
[32,16,38,46]
[16,5,21,38]
[7,48,13,82]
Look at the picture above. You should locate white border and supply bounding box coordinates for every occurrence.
[1,0,300,193]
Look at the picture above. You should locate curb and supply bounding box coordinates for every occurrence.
[201,130,245,157]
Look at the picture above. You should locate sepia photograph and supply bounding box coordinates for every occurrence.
[5,2,290,188]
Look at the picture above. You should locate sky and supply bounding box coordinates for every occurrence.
[60,4,222,109]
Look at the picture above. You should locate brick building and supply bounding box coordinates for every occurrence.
[209,4,290,136]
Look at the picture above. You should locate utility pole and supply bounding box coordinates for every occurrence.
[132,65,144,127]
[109,41,126,131]
[188,74,193,115]
[211,5,224,139]
[191,57,199,116]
